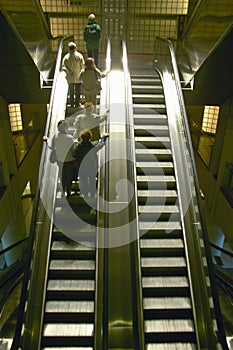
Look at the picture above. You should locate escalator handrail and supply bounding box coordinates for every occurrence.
[0,237,28,258]
[122,40,145,350]
[94,38,111,350]
[210,242,233,259]
[10,35,73,350]
[32,0,54,39]
[156,36,229,350]
[177,0,233,83]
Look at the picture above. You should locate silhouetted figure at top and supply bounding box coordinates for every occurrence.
[84,13,101,66]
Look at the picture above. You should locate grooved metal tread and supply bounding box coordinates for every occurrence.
[132,71,197,346]
[138,205,179,214]
[133,103,166,109]
[134,125,169,132]
[132,85,163,91]
[136,161,174,168]
[134,114,167,121]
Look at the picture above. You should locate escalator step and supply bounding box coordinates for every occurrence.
[48,270,95,279]
[134,114,168,125]
[131,78,161,85]
[42,348,93,350]
[138,191,177,205]
[138,205,180,221]
[140,247,184,257]
[49,259,95,270]
[143,296,192,312]
[137,176,176,190]
[133,104,166,113]
[135,149,172,162]
[145,331,196,343]
[141,229,182,239]
[134,125,169,136]
[42,323,94,337]
[133,94,165,104]
[135,136,171,148]
[140,238,183,249]
[143,286,190,297]
[47,279,95,291]
[139,220,181,231]
[146,344,196,350]
[144,308,193,319]
[145,319,196,342]
[44,312,94,323]
[142,276,189,288]
[132,86,163,94]
[45,300,94,312]
[142,267,187,277]
[46,290,94,300]
[41,335,94,347]
[141,256,186,268]
[50,250,95,260]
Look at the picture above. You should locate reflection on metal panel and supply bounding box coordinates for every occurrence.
[0,0,56,80]
[178,0,233,82]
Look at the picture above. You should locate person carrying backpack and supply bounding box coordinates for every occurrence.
[74,129,109,198]
[84,13,101,66]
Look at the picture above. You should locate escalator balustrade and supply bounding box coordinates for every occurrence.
[131,68,197,347]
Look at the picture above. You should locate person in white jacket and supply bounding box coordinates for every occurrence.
[73,102,109,141]
[62,42,85,107]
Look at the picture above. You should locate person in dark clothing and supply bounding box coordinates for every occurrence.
[84,13,101,66]
[74,129,108,197]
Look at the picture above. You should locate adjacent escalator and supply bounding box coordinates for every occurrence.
[130,67,205,347]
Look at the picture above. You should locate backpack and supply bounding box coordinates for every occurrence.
[86,23,100,41]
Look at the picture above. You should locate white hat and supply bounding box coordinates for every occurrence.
[88,14,95,22]
[68,42,76,50]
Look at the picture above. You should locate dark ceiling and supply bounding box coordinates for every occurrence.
[183,27,233,106]
[0,11,50,104]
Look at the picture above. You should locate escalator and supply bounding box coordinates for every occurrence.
[131,68,196,346]
[40,105,103,348]
[7,39,111,350]
[127,57,227,348]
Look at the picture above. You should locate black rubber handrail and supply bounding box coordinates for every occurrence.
[0,237,28,257]
[210,243,233,259]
